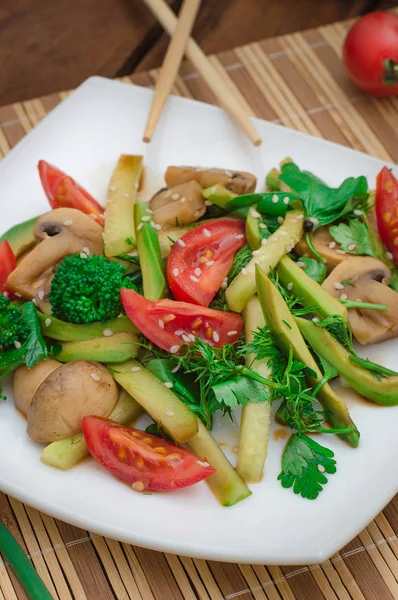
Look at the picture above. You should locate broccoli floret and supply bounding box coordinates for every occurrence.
[49,253,135,324]
[0,294,29,350]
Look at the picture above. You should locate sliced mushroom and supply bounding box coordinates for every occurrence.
[13,359,61,416]
[27,360,118,442]
[322,257,398,344]
[295,226,356,272]
[6,208,103,310]
[150,181,206,230]
[165,166,257,195]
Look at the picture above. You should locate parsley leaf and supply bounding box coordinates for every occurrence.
[279,163,369,229]
[297,257,327,284]
[328,220,376,257]
[212,376,268,409]
[278,433,336,499]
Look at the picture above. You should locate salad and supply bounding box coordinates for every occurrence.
[1,156,398,506]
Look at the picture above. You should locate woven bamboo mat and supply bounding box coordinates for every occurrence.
[1,13,398,600]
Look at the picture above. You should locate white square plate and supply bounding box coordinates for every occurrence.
[0,77,397,565]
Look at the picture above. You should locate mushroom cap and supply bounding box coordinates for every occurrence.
[13,358,61,417]
[150,181,206,230]
[27,360,118,443]
[322,256,398,344]
[164,166,257,195]
[295,226,355,272]
[6,208,104,309]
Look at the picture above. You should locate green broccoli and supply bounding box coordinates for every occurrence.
[0,294,29,350]
[49,253,136,324]
[0,297,48,399]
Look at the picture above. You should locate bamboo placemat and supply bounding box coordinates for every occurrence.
[1,13,398,600]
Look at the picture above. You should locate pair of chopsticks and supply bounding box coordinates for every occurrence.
[142,0,262,146]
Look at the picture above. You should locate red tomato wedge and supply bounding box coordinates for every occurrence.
[121,288,243,353]
[167,219,246,306]
[375,167,398,264]
[82,416,215,491]
[38,160,105,226]
[0,240,17,295]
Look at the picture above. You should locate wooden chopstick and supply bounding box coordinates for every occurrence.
[143,0,202,143]
[142,0,262,147]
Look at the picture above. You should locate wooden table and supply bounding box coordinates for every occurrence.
[0,0,396,106]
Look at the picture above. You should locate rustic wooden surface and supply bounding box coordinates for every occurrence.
[0,0,397,106]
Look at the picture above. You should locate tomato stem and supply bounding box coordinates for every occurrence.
[383,58,398,86]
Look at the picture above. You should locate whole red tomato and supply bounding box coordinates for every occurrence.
[343,11,398,96]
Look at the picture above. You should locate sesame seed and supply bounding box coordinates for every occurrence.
[203,228,211,238]
[82,247,90,255]
[194,209,203,218]
[283,196,290,205]
[206,260,215,267]
[356,298,362,302]
[132,481,145,492]
[227,330,238,336]
[141,216,150,222]
[197,460,210,467]
[164,382,173,389]
[347,244,356,251]
[190,275,199,283]
[336,249,346,255]
[188,333,196,342]
[261,238,268,246]
[122,192,129,198]
[63,219,73,226]
[297,261,305,268]
[272,236,279,242]
[272,194,279,203]
[287,282,293,290]
[280,230,287,236]
[224,170,233,177]
[175,330,184,336]
[213,331,220,343]
[334,282,344,290]
[178,239,186,247]
[109,185,117,191]
[296,214,304,220]
[194,267,201,276]
[147,208,153,214]
[309,217,319,226]
[182,334,191,343]
[90,373,101,382]
[14,341,22,349]
[37,290,45,300]
[80,252,87,259]
[354,209,362,216]
[137,223,144,231]
[172,268,179,277]
[32,298,37,304]
[158,319,164,329]
[103,329,113,337]
[204,200,213,206]
[180,197,187,204]
[211,186,217,194]
[171,193,180,200]
[45,318,52,327]
[131,366,141,372]
[241,268,248,275]
[340,293,348,300]
[318,464,326,473]
[386,252,393,259]
[170,345,179,354]
[278,216,284,225]
[259,223,267,229]
[165,410,175,416]
[286,245,293,253]
[329,241,336,249]
[221,281,228,289]
[14,292,21,298]
[312,317,320,323]
[171,365,180,373]
[252,249,261,255]
[250,210,261,219]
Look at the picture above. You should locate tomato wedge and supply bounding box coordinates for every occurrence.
[38,160,105,226]
[82,416,215,491]
[375,167,398,264]
[0,240,17,295]
[167,219,246,306]
[121,288,243,353]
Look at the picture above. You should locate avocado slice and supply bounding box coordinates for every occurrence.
[296,317,398,406]
[39,313,138,341]
[245,205,262,251]
[202,184,247,218]
[236,296,271,483]
[56,332,140,363]
[0,216,39,258]
[255,265,360,446]
[134,201,166,301]
[277,256,347,320]
[41,389,143,470]
[226,208,304,313]
[189,421,251,506]
[104,155,143,257]
[111,360,198,443]
[265,168,280,191]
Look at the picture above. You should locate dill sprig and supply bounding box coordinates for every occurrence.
[210,244,253,311]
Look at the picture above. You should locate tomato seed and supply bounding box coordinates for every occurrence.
[192,318,203,330]
[154,447,167,454]
[142,437,153,445]
[136,457,145,467]
[205,326,213,340]
[132,481,145,492]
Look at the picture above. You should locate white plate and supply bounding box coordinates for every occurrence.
[0,77,397,565]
